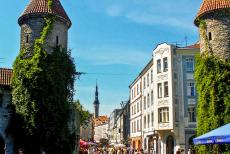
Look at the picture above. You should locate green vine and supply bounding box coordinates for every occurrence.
[194,19,230,153]
[11,0,77,153]
[48,0,53,9]
[198,19,213,57]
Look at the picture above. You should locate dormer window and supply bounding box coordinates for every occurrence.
[56,36,59,46]
[208,32,212,40]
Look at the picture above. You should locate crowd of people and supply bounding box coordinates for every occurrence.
[80,145,145,154]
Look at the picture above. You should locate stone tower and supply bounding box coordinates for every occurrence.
[18,0,71,54]
[93,83,100,118]
[194,0,230,60]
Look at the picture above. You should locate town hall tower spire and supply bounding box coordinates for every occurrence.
[93,82,100,118]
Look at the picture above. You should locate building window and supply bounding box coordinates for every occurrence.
[137,84,139,95]
[187,82,195,97]
[159,107,169,123]
[134,121,136,133]
[163,57,168,72]
[188,107,196,122]
[151,70,153,83]
[144,96,146,110]
[0,94,3,107]
[147,114,150,128]
[137,120,139,131]
[164,82,169,97]
[144,77,146,89]
[151,112,154,127]
[208,32,212,40]
[158,83,162,98]
[132,106,133,115]
[147,94,150,108]
[134,105,136,114]
[131,89,133,99]
[137,102,139,112]
[26,35,29,43]
[157,59,161,73]
[151,90,154,105]
[147,73,149,87]
[144,116,146,129]
[56,36,59,46]
[186,58,194,72]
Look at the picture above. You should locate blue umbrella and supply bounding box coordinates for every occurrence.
[193,123,230,145]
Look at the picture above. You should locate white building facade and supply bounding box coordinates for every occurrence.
[130,76,142,151]
[94,122,109,143]
[130,43,199,154]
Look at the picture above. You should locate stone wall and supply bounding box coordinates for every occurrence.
[0,89,13,154]
[20,15,69,54]
[199,9,230,60]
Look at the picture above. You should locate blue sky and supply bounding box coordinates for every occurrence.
[0,0,202,115]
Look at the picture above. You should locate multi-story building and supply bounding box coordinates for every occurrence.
[93,116,109,143]
[151,43,199,154]
[129,76,142,151]
[120,101,130,146]
[130,43,199,154]
[140,60,154,153]
[108,109,121,144]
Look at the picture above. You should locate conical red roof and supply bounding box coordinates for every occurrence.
[195,0,230,25]
[19,0,71,27]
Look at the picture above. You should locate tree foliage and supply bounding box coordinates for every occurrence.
[11,0,76,153]
[73,100,91,127]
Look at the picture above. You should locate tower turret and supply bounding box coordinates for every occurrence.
[18,0,71,54]
[93,83,100,118]
[194,0,230,60]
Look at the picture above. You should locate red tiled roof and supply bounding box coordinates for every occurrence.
[94,116,108,126]
[0,68,13,86]
[195,0,230,25]
[186,42,200,49]
[19,0,71,27]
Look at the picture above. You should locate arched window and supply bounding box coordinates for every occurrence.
[208,32,212,40]
[166,135,174,154]
[26,35,29,43]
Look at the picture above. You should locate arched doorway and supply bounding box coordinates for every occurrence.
[0,136,4,154]
[132,140,135,149]
[148,136,154,154]
[166,135,174,154]
[138,140,141,151]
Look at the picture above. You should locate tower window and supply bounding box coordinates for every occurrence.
[56,36,59,46]
[208,32,212,40]
[26,35,29,43]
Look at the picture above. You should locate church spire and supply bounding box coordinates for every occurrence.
[93,82,100,118]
